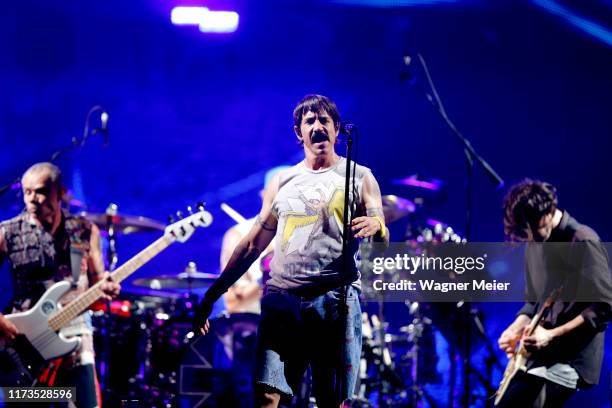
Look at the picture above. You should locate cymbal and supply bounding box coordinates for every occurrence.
[382,195,416,224]
[132,262,219,290]
[121,286,185,299]
[391,174,443,191]
[63,190,87,209]
[132,273,219,290]
[80,212,165,235]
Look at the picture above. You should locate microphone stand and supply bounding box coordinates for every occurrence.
[338,125,357,403]
[0,105,109,198]
[403,54,504,241]
[404,54,504,408]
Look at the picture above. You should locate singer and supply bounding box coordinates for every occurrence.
[194,94,389,407]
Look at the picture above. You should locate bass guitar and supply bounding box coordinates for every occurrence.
[0,206,212,386]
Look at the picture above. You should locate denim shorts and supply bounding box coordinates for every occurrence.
[255,285,362,405]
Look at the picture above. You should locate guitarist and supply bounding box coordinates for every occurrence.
[497,179,612,407]
[0,162,120,408]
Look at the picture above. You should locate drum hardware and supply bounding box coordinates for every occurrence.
[89,204,170,404]
[81,204,165,271]
[105,203,119,271]
[93,291,185,407]
[399,301,432,408]
[80,208,166,236]
[391,174,444,192]
[61,189,87,210]
[401,53,504,407]
[359,311,408,407]
[95,275,204,406]
[177,313,260,407]
[220,202,248,224]
[94,255,223,406]
[83,204,205,407]
[381,195,416,224]
[132,262,218,291]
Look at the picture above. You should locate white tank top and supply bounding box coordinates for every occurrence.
[268,157,370,294]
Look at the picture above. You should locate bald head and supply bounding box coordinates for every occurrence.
[21,162,64,226]
[22,162,63,191]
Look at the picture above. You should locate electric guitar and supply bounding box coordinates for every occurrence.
[494,287,562,405]
[0,207,212,386]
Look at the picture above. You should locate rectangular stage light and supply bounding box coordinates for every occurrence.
[171,6,209,26]
[199,10,239,33]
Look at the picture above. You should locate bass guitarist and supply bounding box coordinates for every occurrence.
[497,179,612,407]
[0,162,120,408]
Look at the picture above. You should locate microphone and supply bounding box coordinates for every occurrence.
[100,111,109,146]
[400,55,415,82]
[340,121,357,135]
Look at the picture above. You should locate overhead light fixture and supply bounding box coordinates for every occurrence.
[171,6,209,26]
[171,6,239,33]
[199,10,239,33]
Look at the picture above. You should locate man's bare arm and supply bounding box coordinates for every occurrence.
[204,202,277,302]
[88,224,120,300]
[221,225,265,313]
[88,224,106,282]
[0,225,7,267]
[195,174,280,332]
[351,172,389,246]
[220,226,243,270]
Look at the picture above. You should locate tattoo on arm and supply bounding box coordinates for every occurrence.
[366,207,384,218]
[255,215,276,231]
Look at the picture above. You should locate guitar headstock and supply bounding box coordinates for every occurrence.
[165,203,213,243]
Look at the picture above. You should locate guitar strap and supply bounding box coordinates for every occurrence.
[69,245,85,287]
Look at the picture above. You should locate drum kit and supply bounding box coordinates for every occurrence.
[76,207,212,406]
[80,175,498,408]
[354,176,502,408]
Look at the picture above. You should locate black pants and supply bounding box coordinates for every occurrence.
[496,371,576,408]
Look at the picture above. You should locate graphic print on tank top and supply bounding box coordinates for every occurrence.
[280,181,345,256]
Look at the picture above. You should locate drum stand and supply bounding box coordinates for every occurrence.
[404,302,426,408]
[98,203,119,403]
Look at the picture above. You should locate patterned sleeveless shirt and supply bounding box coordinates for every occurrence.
[1,210,97,365]
[268,157,370,295]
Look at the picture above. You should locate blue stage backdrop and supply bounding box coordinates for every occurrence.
[1,0,610,406]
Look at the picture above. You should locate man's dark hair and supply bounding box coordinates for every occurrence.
[503,179,558,241]
[293,94,341,135]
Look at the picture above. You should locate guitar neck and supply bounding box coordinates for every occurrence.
[526,312,544,336]
[48,235,174,331]
[517,298,554,355]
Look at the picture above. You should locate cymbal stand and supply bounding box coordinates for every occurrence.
[369,299,405,407]
[105,203,119,271]
[98,202,119,402]
[404,301,427,407]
